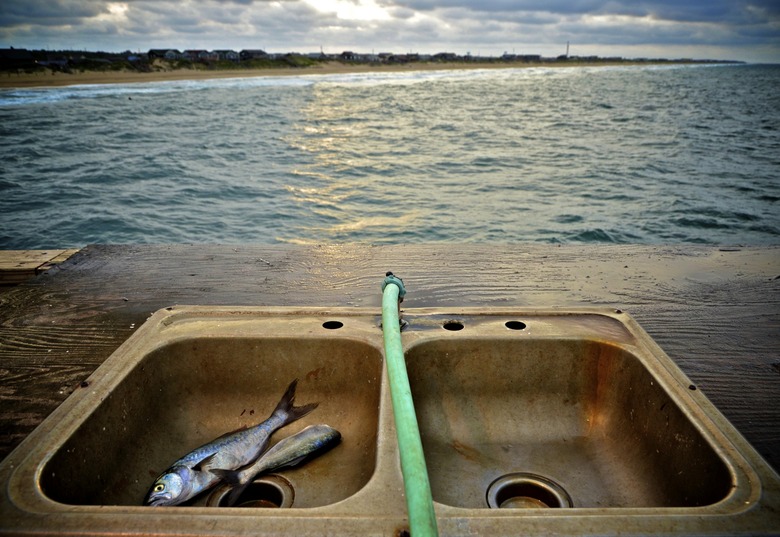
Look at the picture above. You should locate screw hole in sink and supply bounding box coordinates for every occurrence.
[505,321,527,331]
[442,320,464,331]
[322,320,344,330]
[207,475,294,508]
[486,473,573,509]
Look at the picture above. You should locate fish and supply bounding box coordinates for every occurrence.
[212,424,342,507]
[144,379,318,506]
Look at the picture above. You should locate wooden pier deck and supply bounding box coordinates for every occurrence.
[0,244,778,472]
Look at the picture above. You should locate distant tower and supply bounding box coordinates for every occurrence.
[566,41,570,58]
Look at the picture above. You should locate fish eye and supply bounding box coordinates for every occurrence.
[154,484,165,492]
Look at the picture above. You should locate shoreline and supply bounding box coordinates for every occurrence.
[0,60,721,89]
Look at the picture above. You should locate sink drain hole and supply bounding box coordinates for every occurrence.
[208,475,294,508]
[487,473,572,509]
[442,320,464,331]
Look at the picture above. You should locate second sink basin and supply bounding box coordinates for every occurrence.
[406,336,730,509]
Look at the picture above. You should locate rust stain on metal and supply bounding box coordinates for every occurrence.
[452,440,481,462]
[306,367,325,381]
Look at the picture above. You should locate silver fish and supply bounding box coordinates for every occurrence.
[144,379,318,506]
[212,424,341,507]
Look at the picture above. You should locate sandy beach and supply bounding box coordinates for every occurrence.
[0,60,673,89]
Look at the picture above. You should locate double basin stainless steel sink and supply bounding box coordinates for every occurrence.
[1,306,778,535]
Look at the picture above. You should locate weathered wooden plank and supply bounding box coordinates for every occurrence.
[0,249,79,285]
[0,244,778,472]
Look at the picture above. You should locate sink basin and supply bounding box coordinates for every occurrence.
[407,338,730,508]
[0,308,412,536]
[39,335,382,508]
[1,307,778,536]
[401,312,780,535]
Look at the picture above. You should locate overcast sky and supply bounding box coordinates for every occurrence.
[1,1,778,62]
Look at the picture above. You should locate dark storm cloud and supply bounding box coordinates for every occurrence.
[390,0,779,22]
[0,0,108,26]
[405,1,779,48]
[0,0,777,62]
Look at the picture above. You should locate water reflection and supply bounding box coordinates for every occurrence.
[282,85,421,243]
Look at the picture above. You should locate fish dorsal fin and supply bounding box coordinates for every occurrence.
[193,452,218,472]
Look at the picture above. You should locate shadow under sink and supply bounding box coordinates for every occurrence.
[406,337,731,509]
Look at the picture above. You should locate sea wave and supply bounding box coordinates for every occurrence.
[1,63,778,248]
[0,63,717,106]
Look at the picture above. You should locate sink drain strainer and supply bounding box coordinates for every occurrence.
[486,473,573,509]
[207,474,295,508]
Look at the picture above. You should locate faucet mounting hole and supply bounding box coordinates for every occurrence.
[442,321,464,331]
[505,321,527,330]
[322,320,344,330]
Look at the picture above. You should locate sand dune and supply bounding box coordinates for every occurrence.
[0,60,667,89]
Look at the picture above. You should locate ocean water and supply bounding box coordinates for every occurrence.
[1,64,778,248]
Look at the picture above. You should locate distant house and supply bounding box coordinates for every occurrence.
[340,51,358,61]
[387,54,418,64]
[148,49,181,61]
[504,54,541,62]
[0,48,35,70]
[38,56,69,69]
[240,49,268,61]
[182,50,209,61]
[433,52,458,61]
[214,50,240,62]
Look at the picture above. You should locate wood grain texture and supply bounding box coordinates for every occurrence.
[0,244,778,469]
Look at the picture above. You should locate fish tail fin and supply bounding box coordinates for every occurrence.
[211,469,249,507]
[211,468,242,486]
[225,484,249,507]
[273,378,319,425]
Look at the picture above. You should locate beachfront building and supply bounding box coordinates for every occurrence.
[214,49,241,62]
[0,48,35,70]
[240,49,268,61]
[433,52,458,61]
[148,49,181,61]
[182,50,212,61]
[214,50,240,62]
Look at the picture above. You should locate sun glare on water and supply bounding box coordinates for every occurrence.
[303,0,391,21]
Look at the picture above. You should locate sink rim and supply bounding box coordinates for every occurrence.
[1,306,778,537]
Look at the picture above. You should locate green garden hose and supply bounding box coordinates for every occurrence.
[381,273,438,537]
